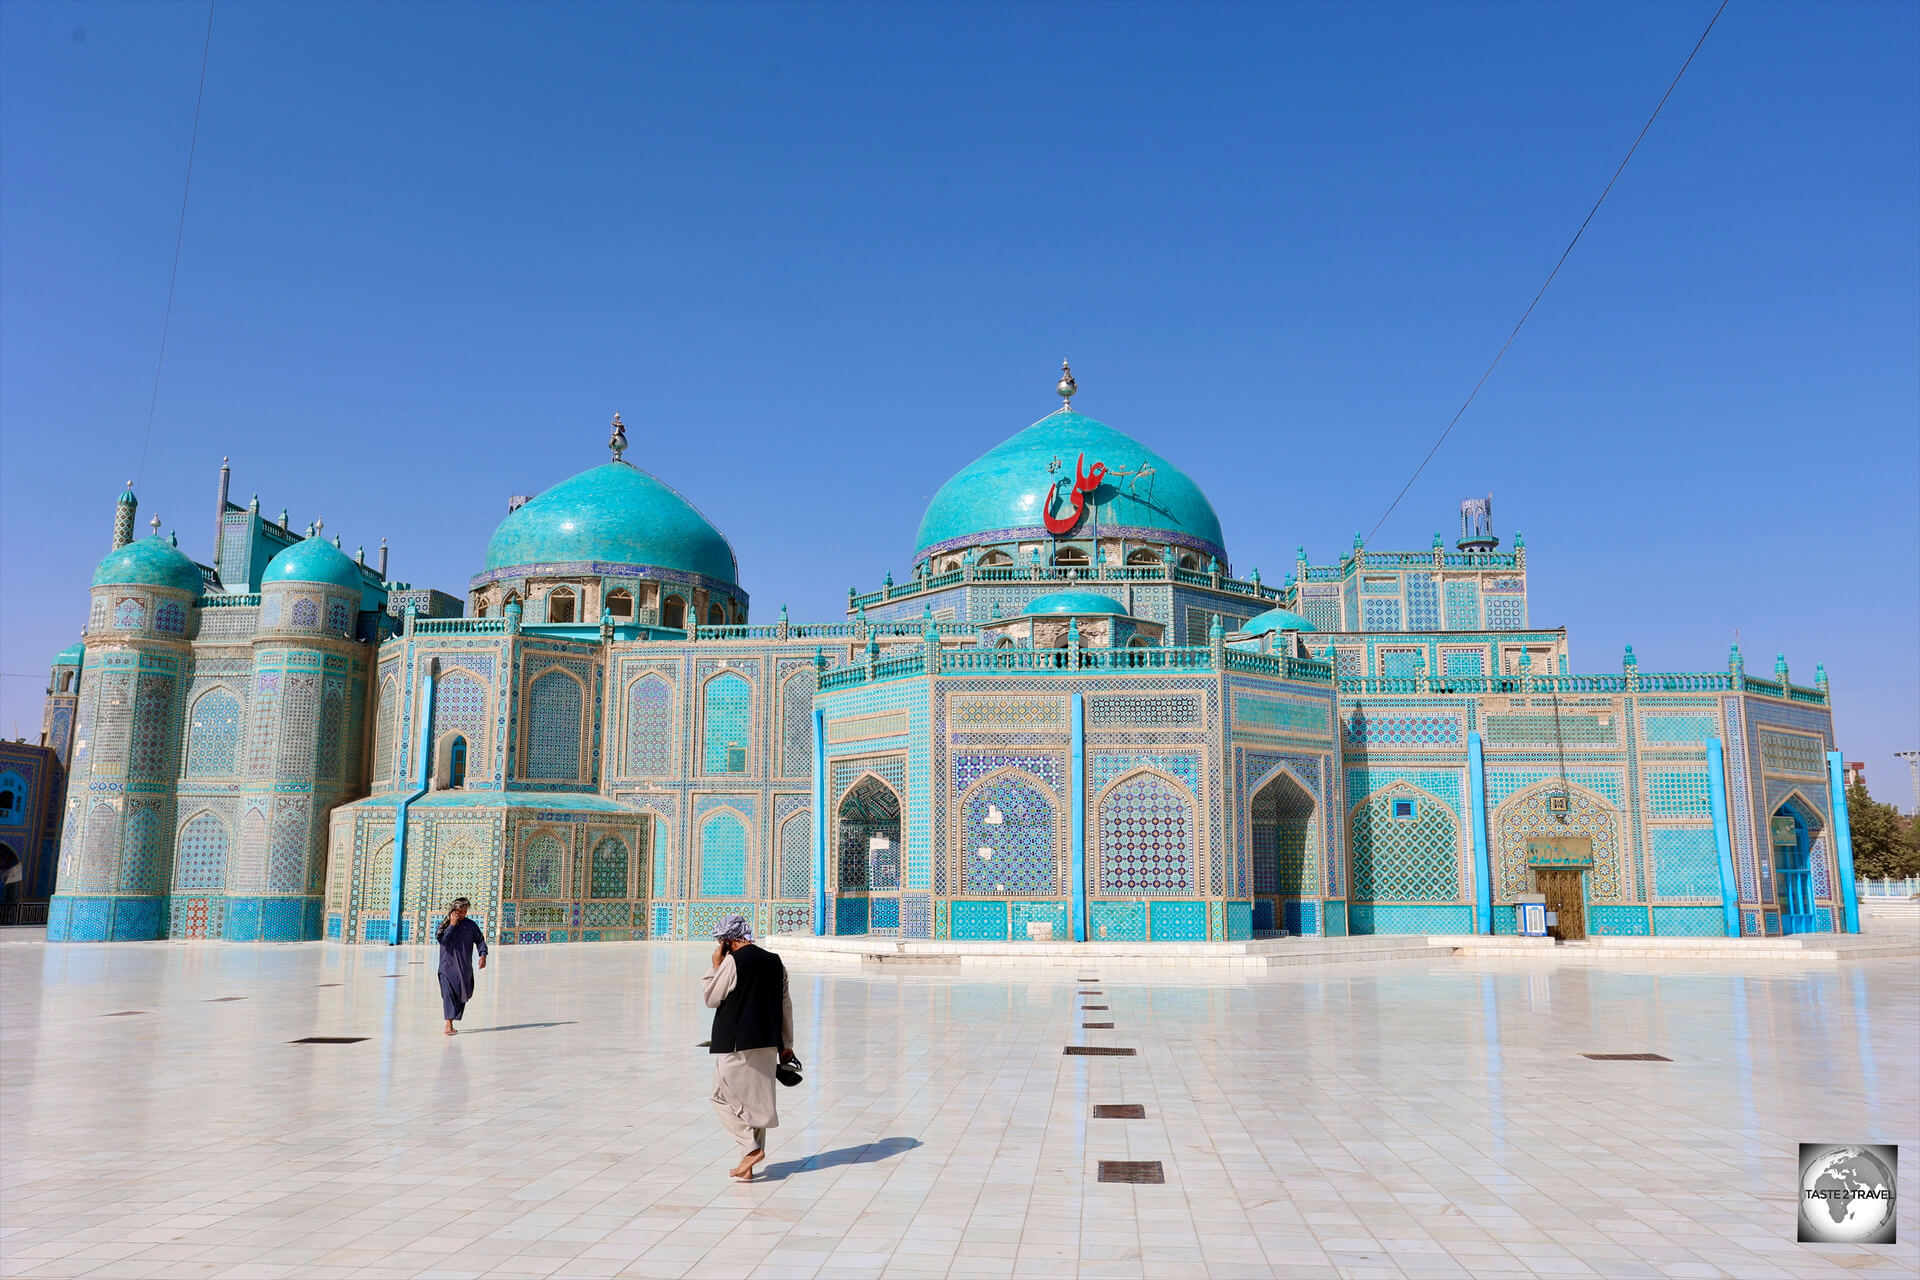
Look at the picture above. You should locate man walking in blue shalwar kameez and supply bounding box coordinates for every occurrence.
[437,897,488,1035]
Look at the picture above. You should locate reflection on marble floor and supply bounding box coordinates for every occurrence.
[1,940,1914,1279]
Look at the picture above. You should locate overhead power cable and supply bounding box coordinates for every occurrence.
[134,0,216,491]
[1366,0,1729,543]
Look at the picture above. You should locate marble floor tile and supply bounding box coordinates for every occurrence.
[1,941,1914,1280]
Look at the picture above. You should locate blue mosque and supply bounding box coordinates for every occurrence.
[37,367,1862,945]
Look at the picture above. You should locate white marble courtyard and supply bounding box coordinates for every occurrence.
[1,936,1915,1280]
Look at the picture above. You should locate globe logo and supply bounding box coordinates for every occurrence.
[1799,1144,1897,1244]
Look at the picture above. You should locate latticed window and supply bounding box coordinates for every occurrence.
[778,815,811,899]
[372,678,398,783]
[625,674,673,776]
[590,837,629,899]
[702,673,750,774]
[186,689,242,777]
[175,813,229,890]
[129,675,174,778]
[699,812,747,897]
[522,833,564,897]
[780,671,815,777]
[435,673,489,773]
[1096,772,1194,895]
[525,670,583,780]
[606,589,634,620]
[316,686,345,780]
[547,588,576,624]
[276,673,319,780]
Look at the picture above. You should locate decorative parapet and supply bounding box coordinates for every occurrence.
[818,642,1337,691]
[1328,669,1826,703]
[414,616,509,635]
[847,561,1285,612]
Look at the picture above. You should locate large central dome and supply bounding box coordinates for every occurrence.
[913,409,1227,564]
[484,461,738,584]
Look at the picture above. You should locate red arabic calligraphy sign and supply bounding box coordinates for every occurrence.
[1043,454,1107,536]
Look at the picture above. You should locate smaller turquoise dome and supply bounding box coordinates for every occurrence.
[54,642,85,665]
[92,536,203,595]
[1241,607,1317,635]
[484,462,738,584]
[264,536,365,592]
[1023,591,1128,617]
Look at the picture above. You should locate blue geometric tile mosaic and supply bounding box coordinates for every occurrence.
[951,898,1007,940]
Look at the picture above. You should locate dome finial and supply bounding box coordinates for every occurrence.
[149,514,161,537]
[609,412,628,463]
[1056,360,1076,410]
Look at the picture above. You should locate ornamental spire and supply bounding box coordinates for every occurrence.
[1056,360,1076,410]
[609,412,628,463]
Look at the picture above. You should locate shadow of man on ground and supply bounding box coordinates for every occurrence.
[759,1136,922,1180]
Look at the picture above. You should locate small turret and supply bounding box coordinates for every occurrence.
[1457,494,1498,552]
[112,483,138,550]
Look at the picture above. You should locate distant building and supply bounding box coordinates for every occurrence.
[0,740,65,916]
[42,372,1854,943]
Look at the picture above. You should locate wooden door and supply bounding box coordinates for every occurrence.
[1535,868,1587,941]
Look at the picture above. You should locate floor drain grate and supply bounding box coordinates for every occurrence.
[1077,990,1103,995]
[102,1010,148,1017]
[1094,1104,1146,1119]
[290,1037,368,1045]
[1582,1053,1671,1061]
[1098,1160,1164,1184]
[1082,1022,1115,1029]
[1063,1046,1135,1056]
[1082,1004,1109,1010]
[316,983,342,988]
[205,996,247,1002]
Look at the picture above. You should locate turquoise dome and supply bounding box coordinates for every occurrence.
[54,642,85,664]
[914,410,1227,562]
[1241,607,1318,635]
[1023,591,1128,617]
[92,536,203,595]
[264,536,365,591]
[485,462,737,584]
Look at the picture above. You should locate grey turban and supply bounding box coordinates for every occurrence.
[713,914,754,943]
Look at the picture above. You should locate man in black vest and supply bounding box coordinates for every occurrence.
[700,914,796,1180]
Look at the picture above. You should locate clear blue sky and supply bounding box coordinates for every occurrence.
[3,2,1915,803]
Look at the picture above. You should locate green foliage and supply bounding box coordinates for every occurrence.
[1846,782,1920,880]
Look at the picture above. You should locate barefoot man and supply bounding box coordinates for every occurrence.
[701,915,795,1180]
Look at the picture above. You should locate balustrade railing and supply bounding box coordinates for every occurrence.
[198,593,261,608]
[850,561,1282,608]
[413,616,508,635]
[1858,877,1919,898]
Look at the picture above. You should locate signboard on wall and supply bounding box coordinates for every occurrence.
[1771,816,1799,846]
[1525,835,1594,867]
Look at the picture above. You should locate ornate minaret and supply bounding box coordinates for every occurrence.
[1457,494,1499,552]
[229,526,371,940]
[48,511,200,941]
[112,483,138,550]
[40,637,84,766]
